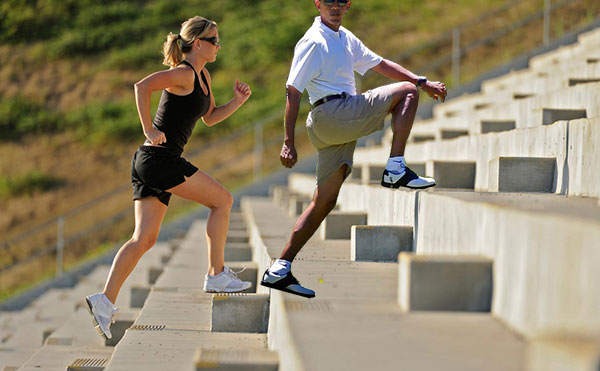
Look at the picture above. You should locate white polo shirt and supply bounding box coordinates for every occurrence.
[286,16,382,105]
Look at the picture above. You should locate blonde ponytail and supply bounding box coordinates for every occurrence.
[162,16,218,68]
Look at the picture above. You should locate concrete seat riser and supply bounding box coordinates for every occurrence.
[211,294,270,333]
[398,253,493,312]
[351,225,413,262]
[320,212,368,240]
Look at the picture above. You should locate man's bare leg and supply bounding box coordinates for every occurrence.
[280,164,348,261]
[261,165,348,298]
[386,82,420,157]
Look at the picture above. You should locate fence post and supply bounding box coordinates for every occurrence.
[56,217,65,276]
[254,122,263,181]
[452,28,461,86]
[543,0,551,45]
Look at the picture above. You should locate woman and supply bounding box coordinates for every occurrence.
[85,16,252,340]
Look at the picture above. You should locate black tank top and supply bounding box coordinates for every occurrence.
[152,60,211,154]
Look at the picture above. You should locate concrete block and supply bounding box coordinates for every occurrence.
[288,194,310,217]
[361,164,385,184]
[489,157,556,192]
[271,185,289,208]
[351,225,413,262]
[542,108,586,126]
[320,212,368,240]
[194,349,279,371]
[211,294,269,333]
[130,285,150,308]
[568,78,600,86]
[426,161,476,189]
[148,266,163,285]
[160,253,172,265]
[42,327,55,344]
[398,253,493,312]
[412,134,435,143]
[480,120,516,134]
[440,129,469,140]
[224,243,252,261]
[350,166,362,181]
[227,230,249,244]
[526,338,600,371]
[225,262,258,293]
[67,358,109,371]
[105,309,139,346]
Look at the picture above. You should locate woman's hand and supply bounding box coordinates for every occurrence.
[422,81,447,102]
[234,80,252,105]
[144,127,166,145]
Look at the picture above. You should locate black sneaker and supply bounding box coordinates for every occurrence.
[381,166,436,189]
[260,269,315,298]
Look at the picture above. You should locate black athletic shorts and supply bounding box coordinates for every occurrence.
[131,145,198,206]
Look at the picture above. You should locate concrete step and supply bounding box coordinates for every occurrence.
[480,120,516,134]
[211,294,269,333]
[66,358,109,371]
[398,253,493,312]
[15,345,112,371]
[286,173,600,339]
[105,329,267,371]
[226,230,249,244]
[526,337,600,371]
[0,347,38,371]
[193,348,278,371]
[241,196,525,370]
[320,211,368,240]
[351,225,413,262]
[489,156,556,193]
[540,108,587,126]
[426,160,476,189]
[287,194,311,217]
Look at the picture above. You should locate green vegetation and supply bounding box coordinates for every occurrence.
[0,171,63,198]
[1,0,514,144]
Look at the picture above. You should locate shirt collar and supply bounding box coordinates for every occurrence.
[314,16,341,37]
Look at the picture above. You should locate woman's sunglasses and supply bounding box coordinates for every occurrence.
[197,37,220,46]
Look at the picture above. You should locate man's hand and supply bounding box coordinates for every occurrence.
[422,81,447,102]
[280,142,297,168]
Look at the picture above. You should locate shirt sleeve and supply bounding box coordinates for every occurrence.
[350,34,382,76]
[286,39,322,92]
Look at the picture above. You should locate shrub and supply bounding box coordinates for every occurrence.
[0,171,63,198]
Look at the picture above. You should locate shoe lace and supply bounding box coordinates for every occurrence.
[225,266,246,281]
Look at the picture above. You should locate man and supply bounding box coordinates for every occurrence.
[260,0,447,298]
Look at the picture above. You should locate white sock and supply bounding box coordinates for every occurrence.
[386,156,406,174]
[269,259,291,276]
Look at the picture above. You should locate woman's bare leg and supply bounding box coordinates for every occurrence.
[102,197,167,304]
[168,170,233,276]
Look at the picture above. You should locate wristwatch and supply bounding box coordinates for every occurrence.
[416,76,427,87]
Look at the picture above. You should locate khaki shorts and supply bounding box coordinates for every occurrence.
[306,85,395,185]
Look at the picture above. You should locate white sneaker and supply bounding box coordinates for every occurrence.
[85,293,119,340]
[204,266,253,293]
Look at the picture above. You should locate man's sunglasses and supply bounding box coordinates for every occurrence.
[323,0,349,5]
[197,36,220,46]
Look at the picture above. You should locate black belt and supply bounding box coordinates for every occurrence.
[311,94,345,110]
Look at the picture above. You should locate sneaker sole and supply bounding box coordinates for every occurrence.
[260,280,315,299]
[204,283,253,293]
[381,181,436,190]
[84,297,110,341]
